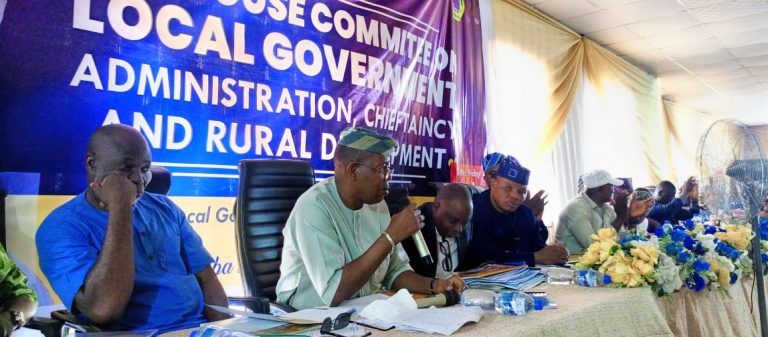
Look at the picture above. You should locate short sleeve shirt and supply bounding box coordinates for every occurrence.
[275,178,412,310]
[36,192,213,333]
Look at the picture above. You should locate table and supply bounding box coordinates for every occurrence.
[162,278,768,337]
[163,284,674,337]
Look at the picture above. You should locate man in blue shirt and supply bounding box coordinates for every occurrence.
[467,156,568,267]
[36,124,229,333]
[648,177,699,225]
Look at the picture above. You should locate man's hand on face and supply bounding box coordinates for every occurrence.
[90,171,139,210]
[628,193,654,218]
[534,243,569,265]
[524,190,548,221]
[386,204,423,243]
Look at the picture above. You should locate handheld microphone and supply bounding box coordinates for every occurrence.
[415,289,461,308]
[390,195,434,266]
[412,230,434,265]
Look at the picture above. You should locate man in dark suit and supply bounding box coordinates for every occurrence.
[402,184,473,278]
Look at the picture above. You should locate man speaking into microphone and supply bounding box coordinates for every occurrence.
[276,128,464,310]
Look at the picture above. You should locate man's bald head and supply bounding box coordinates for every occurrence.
[85,124,152,188]
[433,184,473,238]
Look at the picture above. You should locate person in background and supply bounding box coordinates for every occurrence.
[36,124,229,333]
[483,152,550,243]
[556,170,654,254]
[276,128,464,310]
[0,245,38,337]
[647,177,699,225]
[402,184,473,278]
[467,156,568,267]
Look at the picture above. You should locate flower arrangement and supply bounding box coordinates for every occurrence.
[577,220,755,297]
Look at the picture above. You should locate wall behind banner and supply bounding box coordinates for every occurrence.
[0,0,487,304]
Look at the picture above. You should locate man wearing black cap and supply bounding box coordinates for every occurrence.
[276,127,464,310]
[466,156,568,267]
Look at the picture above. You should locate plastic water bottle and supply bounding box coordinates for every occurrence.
[460,289,496,311]
[575,269,610,287]
[494,291,534,316]
[189,326,254,337]
[662,220,673,233]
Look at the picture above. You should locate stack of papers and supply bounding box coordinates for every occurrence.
[462,265,545,291]
[359,289,483,335]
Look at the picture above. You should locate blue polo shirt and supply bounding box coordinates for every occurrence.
[466,190,546,267]
[36,192,213,333]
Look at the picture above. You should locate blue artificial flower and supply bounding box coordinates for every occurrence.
[692,242,708,256]
[670,230,687,242]
[762,253,768,262]
[704,226,717,235]
[654,227,666,237]
[673,225,685,232]
[730,272,738,285]
[665,242,683,256]
[684,236,695,250]
[678,251,692,263]
[684,219,695,230]
[760,219,768,240]
[693,274,706,291]
[693,259,711,273]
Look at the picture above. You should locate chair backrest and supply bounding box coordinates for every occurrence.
[146,166,171,195]
[235,159,315,301]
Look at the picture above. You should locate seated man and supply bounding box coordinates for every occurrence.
[647,177,699,225]
[402,183,473,278]
[484,152,549,243]
[0,245,38,336]
[556,170,654,253]
[466,156,568,267]
[36,124,228,333]
[276,128,464,310]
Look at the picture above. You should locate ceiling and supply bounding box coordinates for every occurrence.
[523,0,768,125]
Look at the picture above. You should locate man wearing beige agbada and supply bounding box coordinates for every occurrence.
[276,127,464,309]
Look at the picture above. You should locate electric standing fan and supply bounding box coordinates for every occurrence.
[696,118,767,337]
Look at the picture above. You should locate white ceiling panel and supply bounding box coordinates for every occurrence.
[586,26,639,44]
[738,55,768,66]
[586,0,642,10]
[624,11,700,37]
[605,0,684,23]
[644,26,715,49]
[604,38,656,56]
[562,11,622,33]
[728,43,768,58]
[686,0,767,23]
[534,0,601,20]
[703,12,768,36]
[675,50,734,68]
[718,29,768,49]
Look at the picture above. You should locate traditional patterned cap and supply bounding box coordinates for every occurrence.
[497,155,530,186]
[338,127,398,156]
[482,152,505,172]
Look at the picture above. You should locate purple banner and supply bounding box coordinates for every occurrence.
[0,0,486,196]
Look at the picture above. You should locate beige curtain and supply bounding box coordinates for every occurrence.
[486,0,675,188]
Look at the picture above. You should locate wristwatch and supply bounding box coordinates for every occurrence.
[8,310,24,331]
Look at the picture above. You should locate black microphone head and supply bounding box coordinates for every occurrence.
[443,289,460,306]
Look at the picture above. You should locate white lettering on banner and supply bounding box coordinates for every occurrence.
[362,104,453,139]
[205,121,311,159]
[72,54,354,123]
[391,143,447,169]
[70,1,460,109]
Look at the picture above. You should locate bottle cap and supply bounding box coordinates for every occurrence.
[533,298,544,310]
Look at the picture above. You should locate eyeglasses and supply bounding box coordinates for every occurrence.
[350,161,392,180]
[321,312,351,337]
[439,239,453,272]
